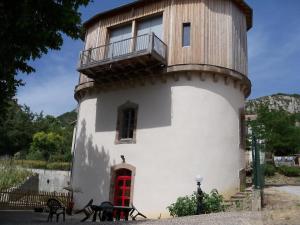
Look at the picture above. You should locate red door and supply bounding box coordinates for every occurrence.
[113,169,132,219]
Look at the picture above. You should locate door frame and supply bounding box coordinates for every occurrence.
[109,163,136,206]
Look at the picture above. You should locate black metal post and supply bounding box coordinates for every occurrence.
[196,182,204,215]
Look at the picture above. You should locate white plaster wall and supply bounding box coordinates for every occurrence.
[72,74,245,218]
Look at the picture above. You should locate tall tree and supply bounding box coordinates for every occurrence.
[0,0,90,117]
[0,100,35,156]
[249,105,300,155]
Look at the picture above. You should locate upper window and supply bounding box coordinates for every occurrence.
[182,23,191,47]
[116,102,138,144]
[121,108,135,139]
[108,24,132,57]
[136,15,163,52]
[137,15,163,39]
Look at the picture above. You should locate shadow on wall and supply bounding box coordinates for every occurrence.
[72,120,114,207]
[95,84,172,132]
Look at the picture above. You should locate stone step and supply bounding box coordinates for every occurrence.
[231,195,247,199]
[225,198,244,203]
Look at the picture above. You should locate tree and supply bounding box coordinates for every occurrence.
[0,100,36,156]
[249,105,300,155]
[27,131,64,161]
[0,100,74,160]
[0,0,90,118]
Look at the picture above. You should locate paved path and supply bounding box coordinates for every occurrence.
[273,185,300,197]
[0,211,264,225]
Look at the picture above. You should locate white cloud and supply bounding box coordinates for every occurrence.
[17,64,78,116]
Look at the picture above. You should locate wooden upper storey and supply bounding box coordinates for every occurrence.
[78,0,252,85]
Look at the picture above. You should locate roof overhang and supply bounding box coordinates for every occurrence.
[83,0,253,30]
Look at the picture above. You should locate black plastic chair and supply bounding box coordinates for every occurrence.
[47,198,66,222]
[74,199,95,222]
[99,201,114,221]
[129,205,147,220]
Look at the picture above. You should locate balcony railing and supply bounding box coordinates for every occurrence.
[77,33,167,77]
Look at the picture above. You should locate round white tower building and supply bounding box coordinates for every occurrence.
[72,0,252,218]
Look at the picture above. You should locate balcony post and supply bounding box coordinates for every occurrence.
[131,20,137,53]
[148,32,154,54]
[87,48,92,64]
[111,42,114,59]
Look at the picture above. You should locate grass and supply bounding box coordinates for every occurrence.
[0,160,33,189]
[13,160,71,171]
[0,159,71,171]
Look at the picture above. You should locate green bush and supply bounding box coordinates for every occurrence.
[26,150,45,161]
[264,164,276,176]
[167,189,225,217]
[167,194,197,217]
[0,160,33,189]
[277,166,300,177]
[202,189,225,213]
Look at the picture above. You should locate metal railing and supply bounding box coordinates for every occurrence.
[78,33,167,68]
[0,189,71,209]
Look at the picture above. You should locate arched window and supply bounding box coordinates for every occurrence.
[115,101,138,144]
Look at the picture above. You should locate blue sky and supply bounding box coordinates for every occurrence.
[16,0,300,116]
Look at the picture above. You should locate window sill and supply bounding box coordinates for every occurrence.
[115,138,136,145]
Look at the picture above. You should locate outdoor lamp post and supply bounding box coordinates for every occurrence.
[195,175,204,215]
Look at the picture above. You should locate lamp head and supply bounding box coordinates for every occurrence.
[195,175,203,185]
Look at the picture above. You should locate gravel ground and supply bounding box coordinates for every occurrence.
[0,210,264,225]
[263,186,300,225]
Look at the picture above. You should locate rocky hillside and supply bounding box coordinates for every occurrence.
[246,93,300,114]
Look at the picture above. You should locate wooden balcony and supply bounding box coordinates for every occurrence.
[77,33,167,83]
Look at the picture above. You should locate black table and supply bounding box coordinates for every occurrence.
[90,205,133,222]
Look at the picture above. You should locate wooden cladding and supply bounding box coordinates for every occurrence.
[167,0,248,75]
[79,0,250,84]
